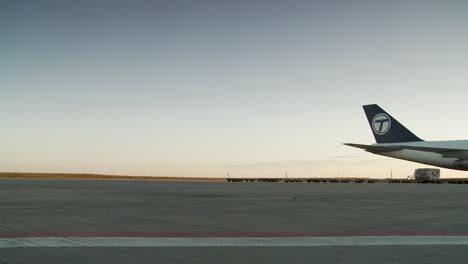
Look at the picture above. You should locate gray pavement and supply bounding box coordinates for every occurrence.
[2,246,468,264]
[1,179,468,263]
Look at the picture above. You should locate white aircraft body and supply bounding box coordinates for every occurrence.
[345,104,468,170]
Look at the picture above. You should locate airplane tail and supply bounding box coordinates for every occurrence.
[363,104,423,143]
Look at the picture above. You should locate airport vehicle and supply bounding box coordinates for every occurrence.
[413,168,440,182]
[345,104,468,171]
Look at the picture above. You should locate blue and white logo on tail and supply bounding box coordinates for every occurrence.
[372,113,391,135]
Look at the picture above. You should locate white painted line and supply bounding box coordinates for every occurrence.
[0,206,41,210]
[1,236,468,248]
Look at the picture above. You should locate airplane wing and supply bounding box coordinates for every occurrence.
[344,143,468,158]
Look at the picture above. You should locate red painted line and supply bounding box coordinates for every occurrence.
[1,230,468,238]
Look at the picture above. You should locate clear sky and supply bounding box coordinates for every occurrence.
[2,0,468,178]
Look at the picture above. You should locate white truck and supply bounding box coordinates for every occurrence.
[414,168,441,183]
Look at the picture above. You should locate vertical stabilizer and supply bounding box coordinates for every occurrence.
[363,104,423,143]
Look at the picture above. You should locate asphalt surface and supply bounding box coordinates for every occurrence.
[1,179,468,263]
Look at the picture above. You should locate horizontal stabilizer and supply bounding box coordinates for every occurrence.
[343,143,403,154]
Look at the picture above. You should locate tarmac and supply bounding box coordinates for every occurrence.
[0,179,468,263]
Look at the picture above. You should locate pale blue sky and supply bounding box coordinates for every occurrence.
[2,1,468,178]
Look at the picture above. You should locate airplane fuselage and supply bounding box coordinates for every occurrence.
[373,140,468,171]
